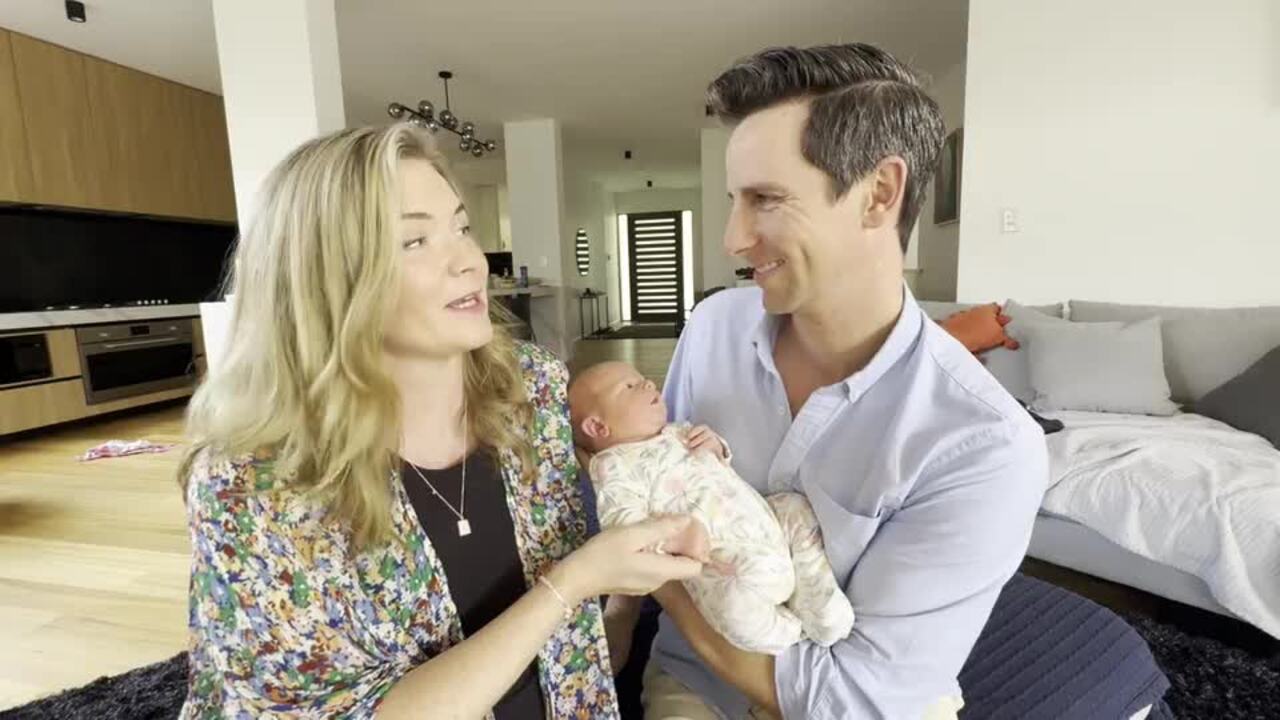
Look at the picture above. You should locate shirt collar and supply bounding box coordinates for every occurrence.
[750,282,924,401]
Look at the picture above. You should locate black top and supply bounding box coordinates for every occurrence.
[402,451,545,718]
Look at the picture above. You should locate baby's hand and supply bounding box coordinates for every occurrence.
[685,425,727,460]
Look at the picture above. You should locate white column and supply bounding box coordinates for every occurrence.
[202,0,345,370]
[503,119,573,358]
[700,127,736,290]
[212,0,346,229]
[504,119,568,286]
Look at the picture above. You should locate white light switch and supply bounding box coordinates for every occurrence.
[1001,208,1019,233]
[539,256,548,268]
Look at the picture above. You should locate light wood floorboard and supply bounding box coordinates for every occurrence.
[0,403,190,709]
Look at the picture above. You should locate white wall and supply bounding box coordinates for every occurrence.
[700,127,737,291]
[563,176,606,290]
[916,61,966,301]
[461,183,503,252]
[958,0,1280,307]
[503,119,566,287]
[613,188,700,219]
[496,183,512,251]
[603,190,620,326]
[211,0,346,231]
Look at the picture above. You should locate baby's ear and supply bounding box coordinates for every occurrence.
[582,415,610,443]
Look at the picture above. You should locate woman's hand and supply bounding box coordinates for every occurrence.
[548,515,706,604]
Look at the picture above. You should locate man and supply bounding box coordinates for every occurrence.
[633,44,1048,719]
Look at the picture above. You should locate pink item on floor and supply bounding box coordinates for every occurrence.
[78,439,178,462]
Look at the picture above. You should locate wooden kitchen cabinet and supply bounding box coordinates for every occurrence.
[9,32,113,210]
[3,31,236,222]
[186,90,237,222]
[0,30,34,202]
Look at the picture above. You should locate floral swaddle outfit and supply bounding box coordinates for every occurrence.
[588,423,854,654]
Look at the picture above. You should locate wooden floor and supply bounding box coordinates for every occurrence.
[570,338,678,386]
[0,403,191,709]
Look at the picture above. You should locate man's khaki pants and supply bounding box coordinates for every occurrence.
[641,661,963,720]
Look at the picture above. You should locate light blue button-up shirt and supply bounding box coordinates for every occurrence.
[653,286,1048,720]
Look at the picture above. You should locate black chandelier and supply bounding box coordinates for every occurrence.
[388,70,498,158]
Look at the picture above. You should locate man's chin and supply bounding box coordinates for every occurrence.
[759,286,799,315]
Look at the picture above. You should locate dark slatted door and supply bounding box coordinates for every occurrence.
[627,211,682,322]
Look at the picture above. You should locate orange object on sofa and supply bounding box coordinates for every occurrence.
[940,303,1020,353]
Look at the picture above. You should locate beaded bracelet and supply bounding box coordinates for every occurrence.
[538,575,574,623]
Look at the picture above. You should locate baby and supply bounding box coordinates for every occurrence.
[569,361,854,655]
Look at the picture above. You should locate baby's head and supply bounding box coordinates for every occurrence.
[568,361,668,453]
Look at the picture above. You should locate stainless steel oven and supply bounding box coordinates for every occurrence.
[77,320,196,405]
[0,333,52,386]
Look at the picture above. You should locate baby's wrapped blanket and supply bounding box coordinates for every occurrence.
[589,423,854,654]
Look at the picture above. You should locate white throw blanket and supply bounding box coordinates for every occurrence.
[1042,411,1280,638]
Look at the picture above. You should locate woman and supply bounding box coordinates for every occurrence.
[179,124,703,719]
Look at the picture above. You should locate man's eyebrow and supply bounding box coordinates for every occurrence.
[728,183,789,198]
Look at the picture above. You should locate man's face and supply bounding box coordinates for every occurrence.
[723,99,875,315]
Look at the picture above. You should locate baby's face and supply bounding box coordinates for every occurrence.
[572,362,668,450]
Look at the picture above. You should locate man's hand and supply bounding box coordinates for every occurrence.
[603,595,644,673]
[685,425,728,460]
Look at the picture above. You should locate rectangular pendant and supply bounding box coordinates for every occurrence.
[457,519,472,537]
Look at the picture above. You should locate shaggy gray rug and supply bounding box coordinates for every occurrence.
[2,611,1276,719]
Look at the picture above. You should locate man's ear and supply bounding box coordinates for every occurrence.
[582,415,611,443]
[862,156,908,232]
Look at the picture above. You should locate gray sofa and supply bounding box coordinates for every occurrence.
[920,298,1280,633]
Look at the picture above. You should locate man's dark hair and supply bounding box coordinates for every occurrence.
[707,44,945,252]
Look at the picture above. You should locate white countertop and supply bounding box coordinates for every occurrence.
[488,285,557,298]
[0,304,202,332]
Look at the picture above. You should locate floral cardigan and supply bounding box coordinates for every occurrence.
[181,343,619,719]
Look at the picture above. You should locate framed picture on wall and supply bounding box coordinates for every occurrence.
[934,128,962,225]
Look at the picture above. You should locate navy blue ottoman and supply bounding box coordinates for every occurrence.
[614,574,1169,719]
[957,573,1169,719]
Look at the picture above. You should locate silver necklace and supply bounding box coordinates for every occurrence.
[408,399,471,537]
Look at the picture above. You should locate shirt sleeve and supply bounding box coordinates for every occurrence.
[774,425,1048,720]
[184,452,408,718]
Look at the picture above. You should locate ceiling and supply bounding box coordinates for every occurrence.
[0,0,968,188]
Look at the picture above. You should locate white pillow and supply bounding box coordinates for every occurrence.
[979,300,1099,402]
[1024,317,1179,415]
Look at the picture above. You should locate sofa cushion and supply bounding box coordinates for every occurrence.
[1194,344,1280,448]
[920,300,1064,322]
[980,301,1091,402]
[1025,317,1179,416]
[1068,300,1280,404]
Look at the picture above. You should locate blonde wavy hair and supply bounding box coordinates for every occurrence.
[179,124,534,549]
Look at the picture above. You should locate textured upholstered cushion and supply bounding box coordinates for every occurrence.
[920,300,1064,322]
[1194,344,1280,448]
[1069,300,1280,404]
[979,301,1092,402]
[1025,317,1179,415]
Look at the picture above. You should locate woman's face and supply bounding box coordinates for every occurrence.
[384,159,492,359]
